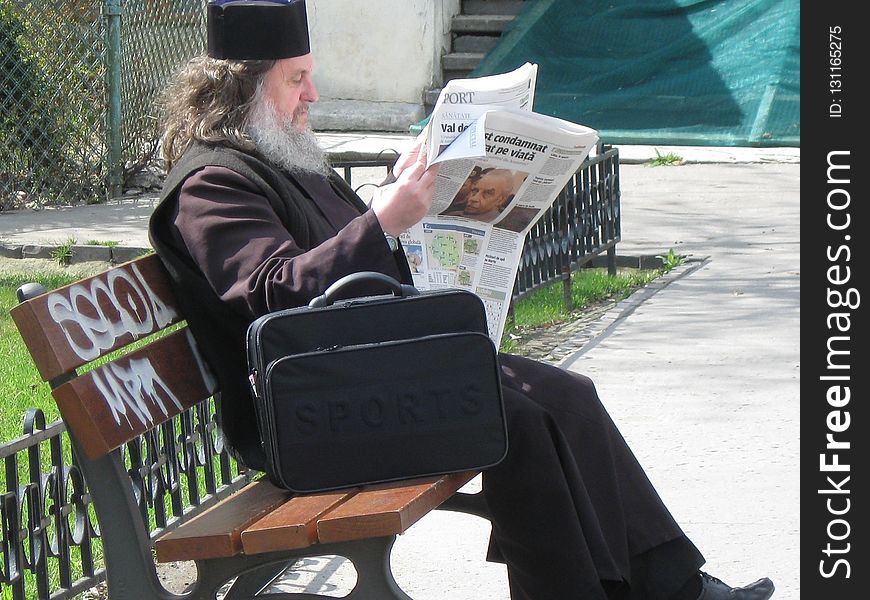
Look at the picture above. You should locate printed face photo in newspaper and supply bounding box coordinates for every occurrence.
[439,166,529,224]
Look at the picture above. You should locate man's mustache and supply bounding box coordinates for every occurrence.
[293,103,310,122]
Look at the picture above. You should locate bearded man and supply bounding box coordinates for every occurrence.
[148,2,774,600]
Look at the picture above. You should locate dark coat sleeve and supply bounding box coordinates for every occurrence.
[171,165,407,319]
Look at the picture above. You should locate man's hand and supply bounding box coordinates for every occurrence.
[372,146,439,237]
[392,129,428,178]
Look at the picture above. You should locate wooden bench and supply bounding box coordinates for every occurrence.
[11,253,489,600]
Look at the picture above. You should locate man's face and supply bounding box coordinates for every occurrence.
[260,53,319,129]
[464,171,511,215]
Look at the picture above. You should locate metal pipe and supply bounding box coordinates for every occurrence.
[105,0,123,199]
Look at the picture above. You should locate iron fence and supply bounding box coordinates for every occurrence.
[1,0,205,210]
[514,145,621,310]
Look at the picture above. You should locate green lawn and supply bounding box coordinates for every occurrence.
[500,266,663,353]
[0,271,85,435]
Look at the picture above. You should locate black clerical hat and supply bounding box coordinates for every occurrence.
[207,1,310,60]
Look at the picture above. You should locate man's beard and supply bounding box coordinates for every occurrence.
[247,95,332,177]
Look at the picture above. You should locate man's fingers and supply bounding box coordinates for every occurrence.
[393,154,414,178]
[393,139,426,178]
[414,142,428,165]
[419,163,440,185]
[399,158,427,182]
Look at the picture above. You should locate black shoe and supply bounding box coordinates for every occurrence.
[696,571,775,600]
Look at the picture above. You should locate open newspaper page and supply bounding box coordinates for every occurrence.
[424,62,538,168]
[401,108,599,345]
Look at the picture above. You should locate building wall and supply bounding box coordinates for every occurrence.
[307,0,459,131]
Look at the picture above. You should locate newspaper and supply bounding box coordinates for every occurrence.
[424,62,538,167]
[402,72,599,346]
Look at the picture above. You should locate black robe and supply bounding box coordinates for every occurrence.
[149,143,703,600]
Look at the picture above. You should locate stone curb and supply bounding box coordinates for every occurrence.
[586,253,670,270]
[0,243,152,264]
[0,244,24,259]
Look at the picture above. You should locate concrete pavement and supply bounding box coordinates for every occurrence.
[566,162,800,598]
[0,141,800,599]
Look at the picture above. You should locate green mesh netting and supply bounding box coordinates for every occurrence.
[471,0,799,146]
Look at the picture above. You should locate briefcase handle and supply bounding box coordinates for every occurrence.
[309,271,420,308]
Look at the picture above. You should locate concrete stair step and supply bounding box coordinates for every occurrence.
[442,69,475,82]
[453,34,502,53]
[431,2,522,108]
[451,14,514,34]
[442,52,485,71]
[462,0,527,15]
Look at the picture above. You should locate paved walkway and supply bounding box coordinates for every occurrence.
[0,141,800,599]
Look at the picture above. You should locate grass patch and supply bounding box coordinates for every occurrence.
[657,248,686,270]
[500,265,667,353]
[647,148,684,167]
[85,239,120,247]
[49,236,76,265]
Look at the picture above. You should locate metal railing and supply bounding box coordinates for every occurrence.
[514,145,621,310]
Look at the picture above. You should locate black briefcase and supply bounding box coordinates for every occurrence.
[246,272,507,493]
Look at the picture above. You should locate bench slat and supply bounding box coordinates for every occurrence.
[10,254,183,382]
[316,471,477,544]
[155,480,292,563]
[52,328,218,458]
[156,472,478,561]
[240,490,355,554]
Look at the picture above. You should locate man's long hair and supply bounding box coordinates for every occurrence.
[159,56,274,169]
